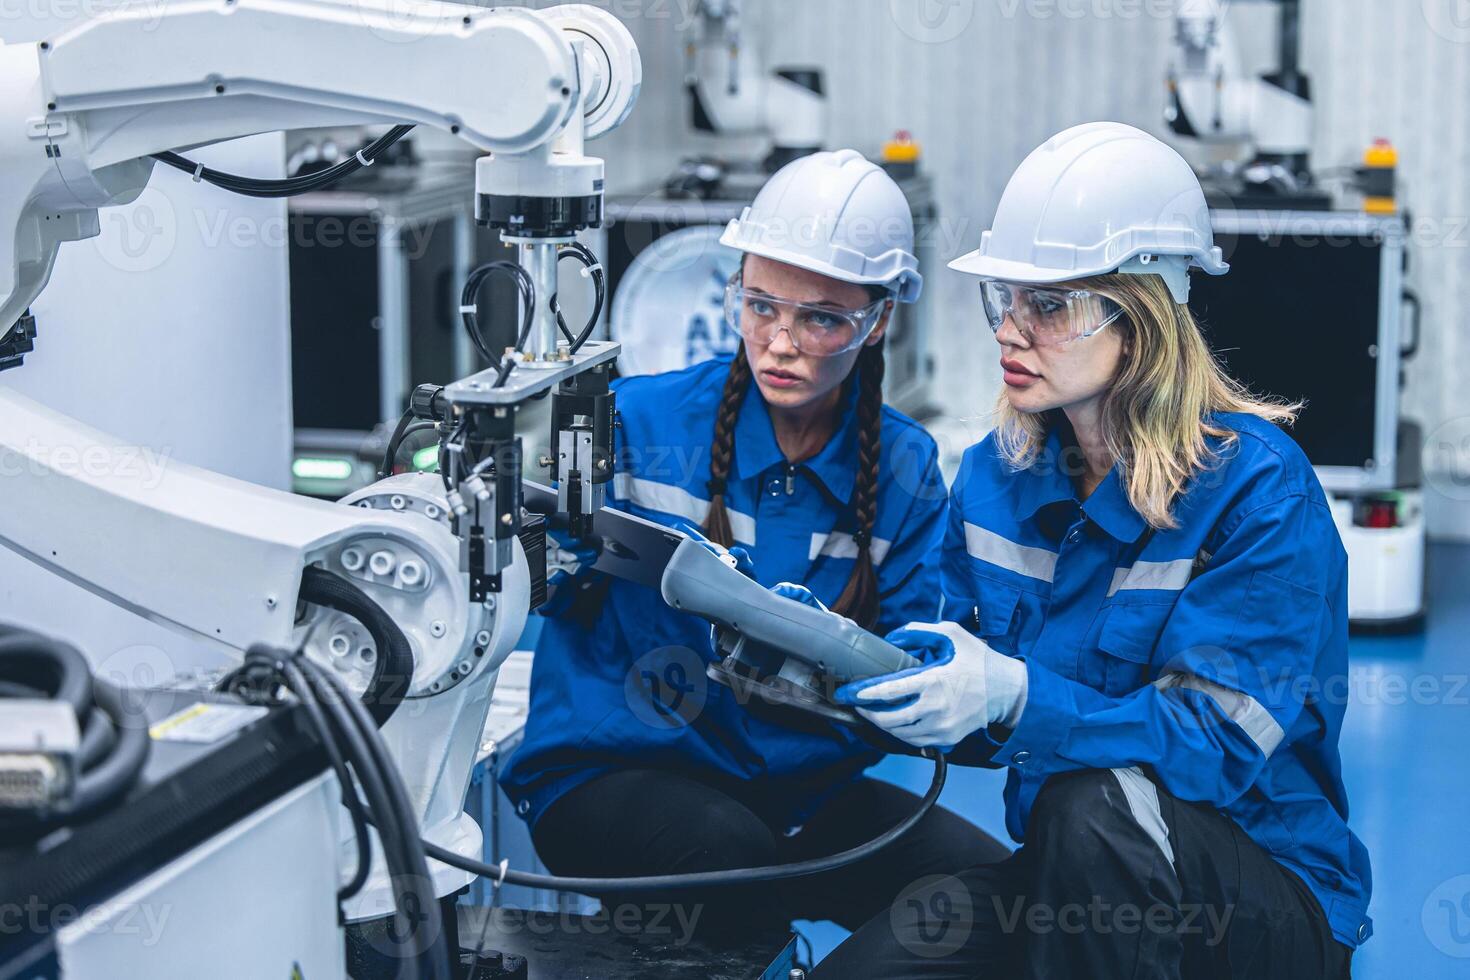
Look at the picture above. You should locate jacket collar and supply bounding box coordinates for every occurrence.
[1013,427,1075,523]
[1081,467,1149,543]
[1013,426,1148,543]
[733,381,861,504]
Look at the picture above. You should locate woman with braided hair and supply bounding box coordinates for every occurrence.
[700,288,889,626]
[501,151,1007,942]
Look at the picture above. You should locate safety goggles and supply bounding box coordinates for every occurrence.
[724,275,890,358]
[979,281,1124,348]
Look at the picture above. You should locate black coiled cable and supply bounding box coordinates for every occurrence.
[232,644,451,980]
[460,261,535,388]
[0,632,151,838]
[297,567,414,728]
[384,750,949,895]
[220,568,413,730]
[550,241,606,353]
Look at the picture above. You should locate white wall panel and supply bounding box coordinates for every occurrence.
[751,0,1176,448]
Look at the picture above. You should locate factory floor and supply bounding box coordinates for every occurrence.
[800,542,1470,975]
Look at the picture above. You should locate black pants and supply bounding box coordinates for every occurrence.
[812,768,1353,980]
[532,767,1012,943]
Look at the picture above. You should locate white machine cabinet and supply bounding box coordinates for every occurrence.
[1192,208,1425,629]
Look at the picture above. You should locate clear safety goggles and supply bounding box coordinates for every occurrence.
[724,275,890,358]
[980,281,1124,348]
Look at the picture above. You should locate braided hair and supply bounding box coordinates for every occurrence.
[831,337,886,628]
[701,344,754,550]
[702,300,889,630]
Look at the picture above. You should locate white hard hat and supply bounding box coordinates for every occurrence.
[721,149,923,303]
[949,122,1228,303]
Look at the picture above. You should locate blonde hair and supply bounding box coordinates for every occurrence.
[993,272,1300,530]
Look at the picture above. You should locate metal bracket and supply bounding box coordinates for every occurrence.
[25,117,67,139]
[442,341,620,407]
[0,314,37,372]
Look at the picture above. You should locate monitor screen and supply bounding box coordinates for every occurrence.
[1188,227,1384,470]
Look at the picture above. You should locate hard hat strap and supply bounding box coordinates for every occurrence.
[1116,254,1192,304]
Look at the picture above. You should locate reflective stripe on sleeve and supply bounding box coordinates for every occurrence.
[1154,672,1286,758]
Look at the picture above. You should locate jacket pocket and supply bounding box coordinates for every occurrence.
[1228,787,1298,854]
[1096,602,1171,696]
[973,579,1024,656]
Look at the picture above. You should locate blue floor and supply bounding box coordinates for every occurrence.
[800,542,1470,975]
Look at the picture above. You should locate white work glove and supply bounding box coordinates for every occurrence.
[834,621,1029,749]
[673,521,757,579]
[547,525,602,586]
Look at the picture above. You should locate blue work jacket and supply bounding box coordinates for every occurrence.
[946,413,1373,948]
[500,356,949,829]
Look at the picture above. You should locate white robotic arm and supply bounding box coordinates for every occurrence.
[0,0,640,933]
[1166,0,1312,184]
[0,0,640,336]
[683,0,826,170]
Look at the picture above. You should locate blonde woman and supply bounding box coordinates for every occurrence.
[821,124,1370,978]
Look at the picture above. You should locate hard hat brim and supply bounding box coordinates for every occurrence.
[724,226,924,304]
[947,250,1093,285]
[948,248,1229,284]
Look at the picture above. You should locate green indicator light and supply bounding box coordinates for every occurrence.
[412,445,440,472]
[293,457,354,482]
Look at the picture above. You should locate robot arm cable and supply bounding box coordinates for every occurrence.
[232,646,451,980]
[379,421,442,480]
[460,261,537,388]
[220,568,414,729]
[551,241,606,354]
[150,125,416,199]
[279,657,372,902]
[294,567,414,729]
[411,750,947,894]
